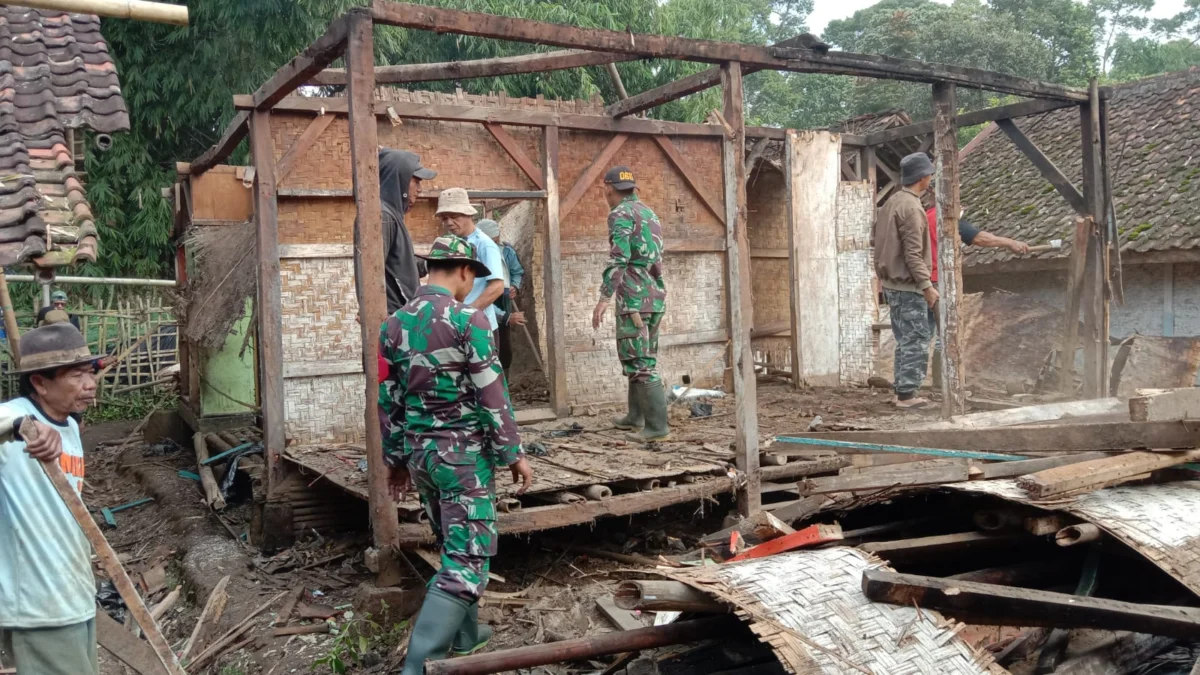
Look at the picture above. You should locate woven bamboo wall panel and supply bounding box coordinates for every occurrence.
[748,166,792,369]
[190,165,253,221]
[567,342,727,406]
[271,113,351,190]
[278,197,355,245]
[284,373,364,444]
[748,166,789,250]
[279,257,361,363]
[677,549,1002,675]
[750,259,790,328]
[836,182,878,385]
[562,252,727,344]
[559,131,724,243]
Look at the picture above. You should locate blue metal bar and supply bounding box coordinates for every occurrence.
[773,436,1031,462]
[200,442,255,466]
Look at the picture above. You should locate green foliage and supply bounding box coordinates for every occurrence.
[311,612,408,674]
[1111,35,1200,80]
[84,388,178,423]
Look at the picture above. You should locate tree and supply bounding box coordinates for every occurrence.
[1155,0,1200,43]
[1109,35,1200,80]
[1090,0,1155,75]
[988,0,1100,84]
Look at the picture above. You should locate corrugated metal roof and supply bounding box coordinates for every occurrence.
[0,6,128,267]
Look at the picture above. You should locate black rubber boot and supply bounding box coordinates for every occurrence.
[401,587,470,675]
[612,380,644,430]
[450,600,493,656]
[626,380,670,442]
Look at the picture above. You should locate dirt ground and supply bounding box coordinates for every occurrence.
[80,382,941,675]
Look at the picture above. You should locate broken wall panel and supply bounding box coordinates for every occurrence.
[836,181,877,385]
[747,164,792,370]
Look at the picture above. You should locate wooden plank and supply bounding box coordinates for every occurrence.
[785,129,841,387]
[727,523,843,561]
[865,98,1076,145]
[596,596,643,632]
[933,82,964,417]
[96,609,169,675]
[859,532,1029,561]
[862,568,1200,640]
[974,452,1111,480]
[764,495,828,522]
[313,49,639,86]
[569,328,728,353]
[766,423,1198,454]
[1017,450,1200,499]
[1059,217,1092,392]
[799,460,971,495]
[1129,388,1200,422]
[191,111,249,177]
[561,237,724,256]
[652,135,725,224]
[283,359,362,378]
[1080,80,1107,399]
[559,133,628,220]
[543,126,568,417]
[279,243,354,259]
[921,397,1126,429]
[484,123,546,190]
[236,95,725,138]
[276,114,336,184]
[346,13,402,565]
[996,118,1085,215]
[723,62,760,518]
[180,576,230,662]
[515,407,556,425]
[250,110,285,499]
[250,13,349,110]
[369,1,1087,102]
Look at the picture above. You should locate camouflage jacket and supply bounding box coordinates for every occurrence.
[378,285,523,469]
[600,194,667,315]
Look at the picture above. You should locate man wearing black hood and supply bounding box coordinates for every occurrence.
[378,149,437,315]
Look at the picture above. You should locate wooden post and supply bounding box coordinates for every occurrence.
[932,82,964,418]
[249,110,285,499]
[721,62,760,517]
[1080,78,1107,398]
[542,125,568,416]
[346,11,401,580]
[0,271,20,366]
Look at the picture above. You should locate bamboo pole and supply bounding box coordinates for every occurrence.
[13,0,188,25]
[0,271,21,367]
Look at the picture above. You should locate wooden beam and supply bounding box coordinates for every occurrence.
[923,396,1124,429]
[369,1,1087,101]
[250,110,285,500]
[859,532,1030,562]
[1017,450,1200,499]
[235,95,725,138]
[190,111,248,176]
[772,422,1200,455]
[1130,388,1200,422]
[346,13,402,572]
[652,135,724,224]
[561,236,724,256]
[606,36,808,118]
[974,452,1112,480]
[559,133,629,220]
[605,62,629,100]
[484,123,545,190]
[863,569,1200,640]
[313,49,639,86]
[865,98,1075,146]
[722,62,760,517]
[996,118,1086,216]
[276,113,336,184]
[799,460,971,495]
[96,610,169,675]
[1080,80,1108,399]
[543,126,569,417]
[933,82,964,417]
[250,12,350,110]
[1058,217,1092,392]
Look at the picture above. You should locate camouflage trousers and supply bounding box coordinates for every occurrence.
[616,311,663,384]
[410,448,498,602]
[885,289,934,396]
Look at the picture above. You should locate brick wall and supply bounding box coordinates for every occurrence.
[836,181,877,385]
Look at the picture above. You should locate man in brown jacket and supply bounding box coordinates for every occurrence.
[873,153,938,409]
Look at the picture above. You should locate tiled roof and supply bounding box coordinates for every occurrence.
[0,6,128,268]
[960,67,1200,268]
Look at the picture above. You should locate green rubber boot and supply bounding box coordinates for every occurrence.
[626,380,670,442]
[450,601,493,656]
[401,588,470,675]
[612,380,644,431]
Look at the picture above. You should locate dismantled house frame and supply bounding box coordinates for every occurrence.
[179,1,1118,571]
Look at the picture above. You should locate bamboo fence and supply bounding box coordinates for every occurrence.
[0,294,178,406]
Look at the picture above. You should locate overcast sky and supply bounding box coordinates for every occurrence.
[807,0,1190,38]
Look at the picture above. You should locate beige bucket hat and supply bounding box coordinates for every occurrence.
[435,187,478,216]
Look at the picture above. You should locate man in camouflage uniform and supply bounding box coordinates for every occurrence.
[591,166,669,442]
[379,235,534,674]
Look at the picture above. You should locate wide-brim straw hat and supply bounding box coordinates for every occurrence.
[435,187,478,216]
[16,323,99,374]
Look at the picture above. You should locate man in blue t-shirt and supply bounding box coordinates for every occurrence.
[435,189,504,331]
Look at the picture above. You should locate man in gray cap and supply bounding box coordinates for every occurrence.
[476,219,526,373]
[0,323,100,675]
[872,152,937,409]
[379,149,437,315]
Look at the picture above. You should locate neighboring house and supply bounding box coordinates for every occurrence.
[959,67,1200,340]
[0,6,129,268]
